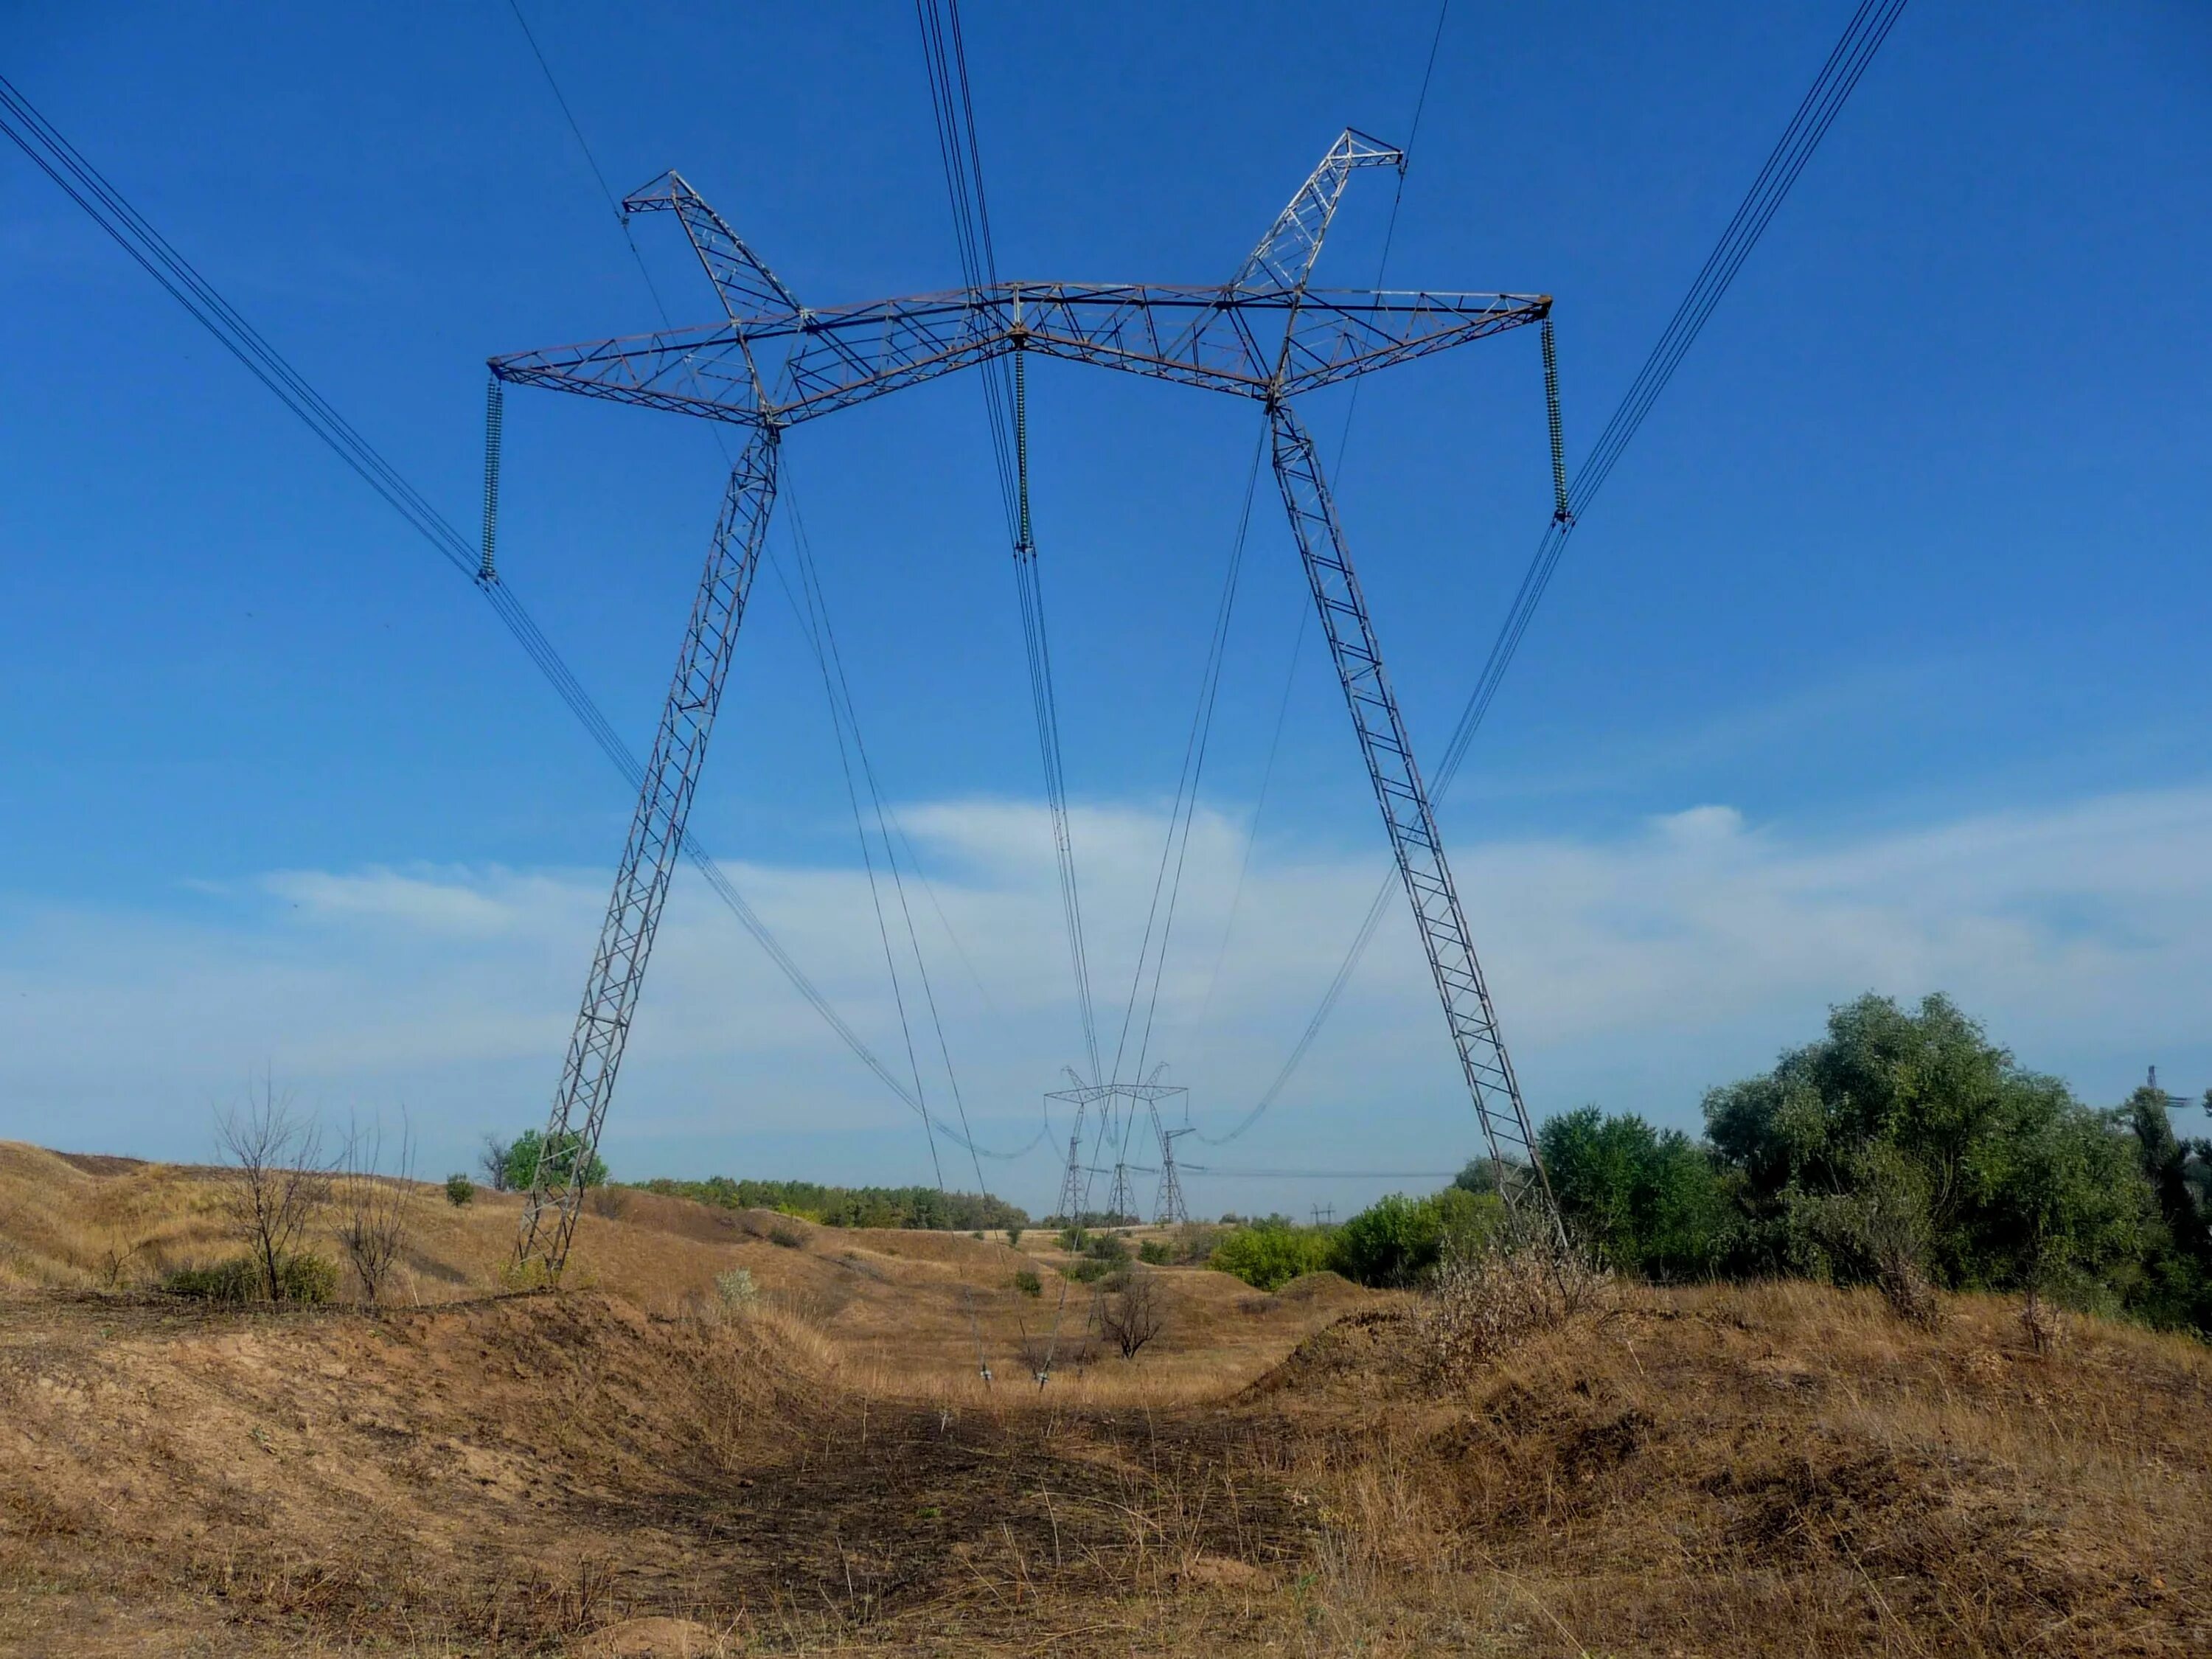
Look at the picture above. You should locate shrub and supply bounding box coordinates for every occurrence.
[1100,1266,1166,1358]
[766,1223,804,1250]
[1422,1242,1610,1377]
[1060,1257,1110,1283]
[1537,1106,1728,1280]
[1137,1239,1172,1266]
[280,1251,340,1302]
[1210,1222,1335,1292]
[1004,1225,1024,1250]
[501,1128,608,1194]
[1332,1194,1441,1287]
[445,1174,475,1207]
[714,1267,757,1307]
[588,1184,633,1220]
[161,1256,260,1303]
[162,1251,336,1304]
[1085,1232,1130,1265]
[1012,1267,1042,1297]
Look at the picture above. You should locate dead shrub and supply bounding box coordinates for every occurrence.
[2020,1286,2065,1353]
[1422,1239,1611,1379]
[1877,1255,1945,1330]
[588,1184,633,1220]
[1099,1265,1166,1359]
[336,1109,414,1304]
[215,1077,333,1302]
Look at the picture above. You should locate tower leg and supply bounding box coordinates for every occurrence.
[1266,403,1565,1247]
[517,426,782,1278]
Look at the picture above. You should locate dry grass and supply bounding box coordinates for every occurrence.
[3,1142,2209,1655]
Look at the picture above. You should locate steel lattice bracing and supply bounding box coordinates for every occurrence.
[514,428,779,1272]
[1046,1079,1187,1227]
[498,128,1568,1279]
[491,284,1547,429]
[1151,1111,1191,1225]
[1268,405,1564,1244]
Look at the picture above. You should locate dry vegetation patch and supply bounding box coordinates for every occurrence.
[4,1147,2209,1655]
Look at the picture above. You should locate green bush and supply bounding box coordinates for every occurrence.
[1210,1222,1335,1292]
[501,1128,608,1194]
[1085,1232,1130,1265]
[1004,1225,1024,1250]
[445,1173,475,1207]
[639,1175,1028,1232]
[765,1224,804,1249]
[714,1267,757,1307]
[162,1252,337,1304]
[1330,1194,1441,1288]
[1537,1107,1729,1281]
[1012,1267,1043,1297]
[1060,1256,1110,1283]
[1137,1239,1172,1266]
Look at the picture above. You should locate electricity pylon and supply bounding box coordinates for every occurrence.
[496,129,1568,1278]
[1152,1114,1191,1227]
[1048,1074,1186,1227]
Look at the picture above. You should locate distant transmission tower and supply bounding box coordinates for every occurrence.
[1152,1111,1191,1226]
[495,129,1571,1278]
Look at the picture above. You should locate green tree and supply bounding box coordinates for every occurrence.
[504,1128,608,1194]
[1208,1222,1335,1292]
[1331,1194,1441,1287]
[1704,993,2150,1301]
[1537,1107,1728,1281]
[2117,1084,2212,1333]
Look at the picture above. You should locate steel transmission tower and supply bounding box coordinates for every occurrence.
[496,131,1567,1277]
[1047,1074,1186,1226]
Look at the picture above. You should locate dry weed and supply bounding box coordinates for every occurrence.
[1421,1242,1613,1380]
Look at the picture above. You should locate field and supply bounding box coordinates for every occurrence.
[3,1141,2210,1656]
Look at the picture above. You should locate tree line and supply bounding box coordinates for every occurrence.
[636,1174,1029,1232]
[1203,993,2211,1340]
[1532,992,2211,1335]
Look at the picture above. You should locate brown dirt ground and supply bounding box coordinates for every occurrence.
[3,1143,2210,1655]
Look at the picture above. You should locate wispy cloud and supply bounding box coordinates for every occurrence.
[2,785,2207,1208]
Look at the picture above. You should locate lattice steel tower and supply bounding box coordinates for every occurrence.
[495,129,1568,1278]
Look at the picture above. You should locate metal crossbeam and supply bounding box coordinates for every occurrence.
[497,128,1566,1279]
[489,286,1548,427]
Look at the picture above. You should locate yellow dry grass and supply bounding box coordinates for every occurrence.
[2,1141,2208,1656]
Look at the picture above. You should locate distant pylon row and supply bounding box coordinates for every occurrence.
[1048,1073,1189,1226]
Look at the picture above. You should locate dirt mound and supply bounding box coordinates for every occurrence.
[0,1290,836,1652]
[1238,1279,2212,1653]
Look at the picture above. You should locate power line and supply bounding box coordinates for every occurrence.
[916,0,1104,1082]
[501,6,1002,1189]
[1111,428,1267,1085]
[0,68,966,1139]
[1192,0,1450,1038]
[1206,0,1913,1144]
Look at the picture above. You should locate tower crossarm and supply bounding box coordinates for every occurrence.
[490,286,1548,425]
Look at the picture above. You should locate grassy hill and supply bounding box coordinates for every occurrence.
[1,1140,2208,1655]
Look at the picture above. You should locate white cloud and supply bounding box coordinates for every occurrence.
[1,785,2207,1209]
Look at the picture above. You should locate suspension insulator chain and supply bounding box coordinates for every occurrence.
[479,375,505,584]
[1541,316,1571,526]
[1014,344,1035,558]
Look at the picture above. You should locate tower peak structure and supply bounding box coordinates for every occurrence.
[494,128,1568,1279]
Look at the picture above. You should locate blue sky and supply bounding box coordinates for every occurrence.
[3,1,2208,1216]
